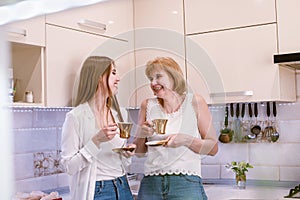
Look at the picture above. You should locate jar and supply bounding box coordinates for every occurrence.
[25,91,33,103]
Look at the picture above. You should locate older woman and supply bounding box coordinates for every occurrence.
[135,57,218,200]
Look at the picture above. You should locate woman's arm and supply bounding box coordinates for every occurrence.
[190,94,218,155]
[133,99,156,156]
[61,113,94,175]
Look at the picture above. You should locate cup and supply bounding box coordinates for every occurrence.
[118,122,133,139]
[152,119,168,134]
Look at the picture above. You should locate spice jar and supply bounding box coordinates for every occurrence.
[25,91,33,103]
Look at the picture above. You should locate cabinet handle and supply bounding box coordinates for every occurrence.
[6,27,26,36]
[210,91,253,98]
[77,19,106,31]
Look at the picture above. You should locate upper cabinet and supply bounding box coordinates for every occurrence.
[276,0,300,54]
[187,24,296,104]
[5,15,45,46]
[46,0,133,41]
[184,0,276,35]
[6,15,45,106]
[45,25,133,107]
[133,0,186,106]
[10,42,44,106]
[184,0,296,104]
[45,0,134,107]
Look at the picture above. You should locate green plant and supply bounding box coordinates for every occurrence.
[225,161,253,176]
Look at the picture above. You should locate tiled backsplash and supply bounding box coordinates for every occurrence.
[12,71,300,193]
[12,107,71,193]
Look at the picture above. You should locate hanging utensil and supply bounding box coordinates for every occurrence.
[233,103,242,142]
[230,103,234,128]
[271,102,280,142]
[240,103,246,141]
[247,103,256,139]
[251,103,261,138]
[264,102,273,141]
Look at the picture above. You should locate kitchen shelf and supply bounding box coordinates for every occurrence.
[11,42,44,106]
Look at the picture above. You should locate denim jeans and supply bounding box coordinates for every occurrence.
[137,174,208,200]
[93,175,134,200]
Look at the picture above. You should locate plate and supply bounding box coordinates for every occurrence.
[112,147,135,153]
[145,139,168,146]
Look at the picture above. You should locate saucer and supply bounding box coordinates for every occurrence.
[112,147,135,153]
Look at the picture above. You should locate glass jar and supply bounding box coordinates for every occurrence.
[25,91,33,103]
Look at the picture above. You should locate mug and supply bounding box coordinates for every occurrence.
[118,122,133,139]
[152,119,168,134]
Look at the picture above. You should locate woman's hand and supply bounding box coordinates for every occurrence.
[120,143,137,158]
[135,121,155,139]
[165,134,192,148]
[92,123,118,146]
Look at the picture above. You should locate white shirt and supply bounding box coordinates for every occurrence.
[144,93,203,177]
[61,102,130,200]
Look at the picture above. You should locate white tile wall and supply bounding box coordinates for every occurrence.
[12,108,71,194]
[12,74,300,194]
[280,167,300,181]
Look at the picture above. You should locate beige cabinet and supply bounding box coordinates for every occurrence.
[10,43,44,106]
[6,15,46,106]
[133,0,186,106]
[187,24,296,104]
[184,0,276,35]
[5,15,45,46]
[46,0,133,41]
[45,25,133,107]
[276,0,300,53]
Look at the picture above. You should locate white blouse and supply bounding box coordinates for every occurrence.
[61,102,130,200]
[144,93,203,177]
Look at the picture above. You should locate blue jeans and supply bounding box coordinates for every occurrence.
[93,175,134,200]
[137,174,207,200]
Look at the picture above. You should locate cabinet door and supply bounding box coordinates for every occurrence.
[5,15,45,46]
[133,0,186,106]
[46,25,133,107]
[134,0,184,32]
[185,0,276,34]
[46,0,133,41]
[277,0,300,53]
[187,24,295,103]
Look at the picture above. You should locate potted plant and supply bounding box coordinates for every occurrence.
[219,106,233,143]
[225,161,253,189]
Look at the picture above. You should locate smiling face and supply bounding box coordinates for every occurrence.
[96,63,120,98]
[148,68,174,98]
[145,57,187,97]
[108,64,120,95]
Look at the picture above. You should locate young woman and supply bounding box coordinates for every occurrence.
[134,57,218,200]
[61,56,136,200]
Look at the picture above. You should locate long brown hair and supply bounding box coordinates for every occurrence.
[73,56,124,122]
[74,56,113,107]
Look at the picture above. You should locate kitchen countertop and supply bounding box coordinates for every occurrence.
[203,179,299,200]
[54,179,300,200]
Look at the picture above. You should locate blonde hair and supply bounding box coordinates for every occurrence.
[145,57,186,95]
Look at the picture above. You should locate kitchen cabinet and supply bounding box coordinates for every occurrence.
[45,24,133,107]
[133,0,186,106]
[187,24,296,104]
[5,15,45,106]
[10,42,44,106]
[44,0,134,107]
[45,0,133,41]
[184,0,276,35]
[276,0,300,54]
[5,15,45,46]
